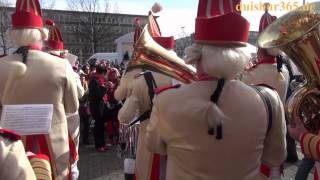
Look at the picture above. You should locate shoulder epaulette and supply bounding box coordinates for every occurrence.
[0,129,21,141]
[155,84,181,94]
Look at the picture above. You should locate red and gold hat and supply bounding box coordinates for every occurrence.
[45,19,64,51]
[195,0,249,46]
[12,0,43,29]
[134,17,142,46]
[258,5,277,62]
[259,12,277,33]
[148,4,174,50]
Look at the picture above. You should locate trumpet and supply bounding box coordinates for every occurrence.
[127,25,198,84]
[258,2,320,133]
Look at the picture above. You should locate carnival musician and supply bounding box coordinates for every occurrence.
[45,19,84,180]
[240,2,292,172]
[0,0,79,179]
[240,2,290,105]
[117,6,180,179]
[145,0,287,179]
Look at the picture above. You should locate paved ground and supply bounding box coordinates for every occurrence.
[78,137,314,180]
[78,144,125,180]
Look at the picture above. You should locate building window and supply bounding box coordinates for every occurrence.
[60,15,64,22]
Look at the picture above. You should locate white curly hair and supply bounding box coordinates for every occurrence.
[10,28,48,47]
[184,43,251,79]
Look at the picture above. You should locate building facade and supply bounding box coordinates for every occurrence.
[0,7,148,62]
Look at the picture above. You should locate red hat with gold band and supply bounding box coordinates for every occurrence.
[12,0,43,29]
[148,3,175,50]
[134,17,142,46]
[45,19,64,51]
[258,4,277,62]
[259,4,277,34]
[195,0,249,46]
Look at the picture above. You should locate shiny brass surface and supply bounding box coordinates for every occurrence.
[127,25,198,84]
[258,2,320,133]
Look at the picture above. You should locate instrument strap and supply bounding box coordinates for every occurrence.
[209,78,225,140]
[143,71,158,104]
[130,70,157,126]
[251,86,273,134]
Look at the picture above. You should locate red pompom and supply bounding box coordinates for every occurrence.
[45,19,55,26]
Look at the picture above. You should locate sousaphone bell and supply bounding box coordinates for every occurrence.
[258,2,320,133]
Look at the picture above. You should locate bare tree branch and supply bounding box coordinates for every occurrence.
[66,0,121,54]
[0,0,14,55]
[39,0,55,9]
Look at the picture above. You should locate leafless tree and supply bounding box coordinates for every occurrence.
[66,0,122,54]
[40,0,55,9]
[0,0,13,55]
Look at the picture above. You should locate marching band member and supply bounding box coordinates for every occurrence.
[117,6,179,179]
[0,128,37,180]
[0,0,79,179]
[240,3,290,104]
[45,19,84,180]
[114,17,144,101]
[240,2,292,170]
[146,0,286,179]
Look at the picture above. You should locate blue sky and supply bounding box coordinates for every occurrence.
[8,0,319,39]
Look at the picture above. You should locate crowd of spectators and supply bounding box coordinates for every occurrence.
[74,59,125,152]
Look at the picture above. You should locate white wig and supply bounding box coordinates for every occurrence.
[184,43,251,79]
[10,28,48,47]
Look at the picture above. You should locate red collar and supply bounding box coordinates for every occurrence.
[257,60,277,65]
[197,74,218,81]
[27,44,42,51]
[257,58,276,65]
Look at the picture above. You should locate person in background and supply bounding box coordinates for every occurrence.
[82,64,90,76]
[79,69,91,145]
[104,67,121,146]
[89,63,108,152]
[89,61,97,79]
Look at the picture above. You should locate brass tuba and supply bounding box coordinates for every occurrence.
[127,25,198,84]
[258,2,320,133]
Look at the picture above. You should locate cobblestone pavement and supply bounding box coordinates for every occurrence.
[78,141,314,180]
[78,144,125,180]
